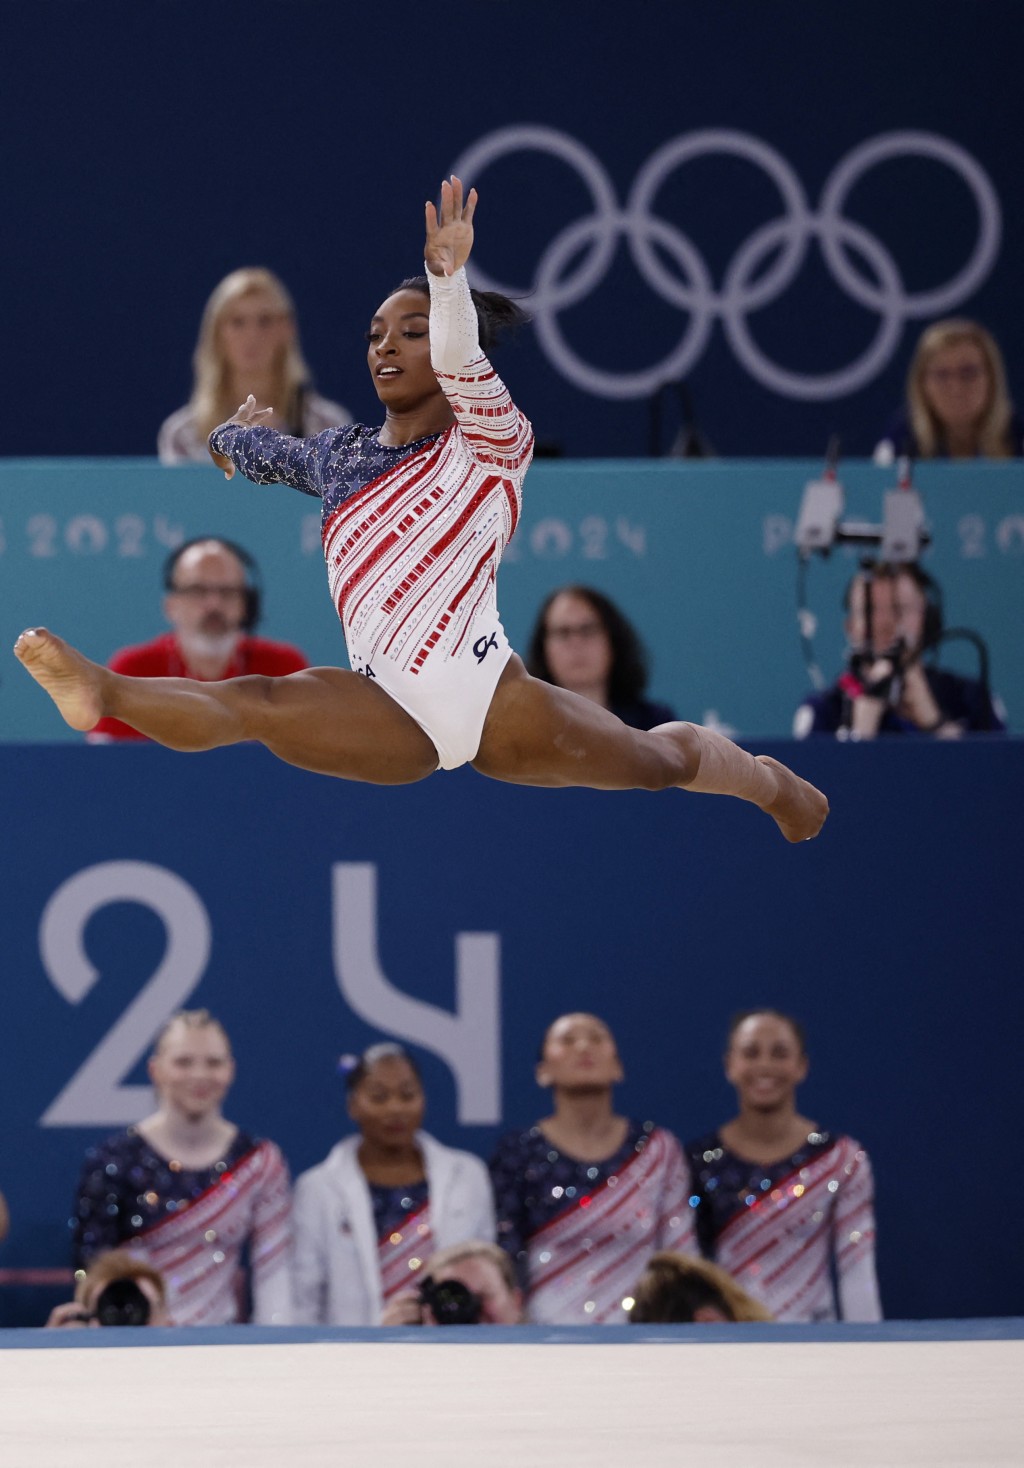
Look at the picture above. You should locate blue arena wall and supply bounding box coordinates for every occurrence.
[2,1,1022,459]
[2,458,1022,743]
[0,740,1021,1326]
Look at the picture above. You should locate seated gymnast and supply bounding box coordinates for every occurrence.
[13,176,826,841]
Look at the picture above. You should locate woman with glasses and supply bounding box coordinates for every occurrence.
[16,176,826,845]
[874,318,1022,463]
[525,585,676,731]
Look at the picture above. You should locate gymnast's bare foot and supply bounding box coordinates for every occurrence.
[13,628,105,732]
[756,756,829,843]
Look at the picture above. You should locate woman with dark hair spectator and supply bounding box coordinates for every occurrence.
[490,1012,696,1325]
[686,1010,881,1323]
[158,266,350,464]
[71,1009,293,1326]
[874,317,1022,464]
[526,585,677,731]
[291,1042,494,1325]
[628,1250,773,1324]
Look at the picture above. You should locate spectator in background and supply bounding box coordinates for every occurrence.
[89,536,309,741]
[158,267,350,464]
[292,1043,495,1326]
[381,1239,524,1326]
[793,560,1006,739]
[526,586,677,730]
[686,1010,881,1324]
[46,1251,171,1329]
[490,1012,697,1326]
[628,1251,773,1324]
[874,318,1022,464]
[72,1009,293,1326]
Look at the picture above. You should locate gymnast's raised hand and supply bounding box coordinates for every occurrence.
[425,175,478,278]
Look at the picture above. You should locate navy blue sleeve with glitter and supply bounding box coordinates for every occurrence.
[209,423,346,497]
[71,1127,259,1267]
[209,420,445,534]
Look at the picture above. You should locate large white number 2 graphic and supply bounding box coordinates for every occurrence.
[40,861,212,1127]
[332,863,501,1125]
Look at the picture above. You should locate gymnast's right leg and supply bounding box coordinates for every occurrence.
[13,628,438,785]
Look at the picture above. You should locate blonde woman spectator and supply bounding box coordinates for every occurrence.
[874,318,1022,463]
[158,267,350,464]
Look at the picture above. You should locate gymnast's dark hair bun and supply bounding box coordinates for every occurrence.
[391,276,530,352]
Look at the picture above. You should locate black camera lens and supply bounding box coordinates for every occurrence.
[417,1276,482,1325]
[93,1278,152,1328]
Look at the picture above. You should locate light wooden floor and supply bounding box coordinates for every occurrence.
[1,1334,1022,1467]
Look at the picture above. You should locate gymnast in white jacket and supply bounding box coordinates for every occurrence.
[291,1043,495,1325]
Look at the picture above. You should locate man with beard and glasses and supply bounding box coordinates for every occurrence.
[88,537,309,742]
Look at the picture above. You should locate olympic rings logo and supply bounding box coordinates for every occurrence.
[450,126,1002,402]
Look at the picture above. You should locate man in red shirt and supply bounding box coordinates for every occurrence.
[89,537,309,741]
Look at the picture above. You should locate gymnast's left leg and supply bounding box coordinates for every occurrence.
[472,657,827,842]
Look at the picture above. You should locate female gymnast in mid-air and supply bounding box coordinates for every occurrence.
[15,176,826,842]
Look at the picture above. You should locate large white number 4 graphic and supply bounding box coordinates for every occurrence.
[332,863,501,1124]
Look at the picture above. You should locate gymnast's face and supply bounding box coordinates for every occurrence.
[725,1014,808,1113]
[537,1013,624,1092]
[366,290,441,410]
[348,1055,425,1151]
[148,1022,235,1122]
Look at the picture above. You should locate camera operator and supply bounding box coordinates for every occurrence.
[794,561,1006,740]
[46,1250,170,1329]
[380,1240,524,1327]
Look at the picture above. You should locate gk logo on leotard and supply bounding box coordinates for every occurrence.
[450,125,1001,401]
[473,631,499,663]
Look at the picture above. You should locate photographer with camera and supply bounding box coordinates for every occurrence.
[380,1240,524,1326]
[46,1251,170,1329]
[794,560,1006,740]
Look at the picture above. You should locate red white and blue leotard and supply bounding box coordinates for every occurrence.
[210,268,534,770]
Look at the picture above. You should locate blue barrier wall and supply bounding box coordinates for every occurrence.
[2,459,1022,741]
[3,1,1022,458]
[1,741,1021,1326]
